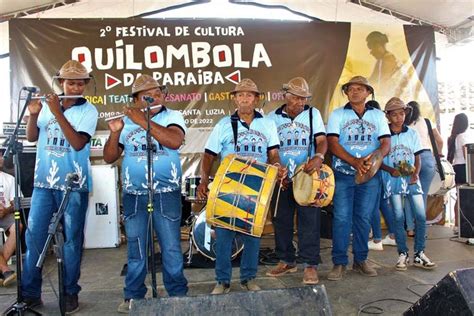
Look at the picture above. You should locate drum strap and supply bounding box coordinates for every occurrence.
[231,116,239,151]
[425,118,445,181]
[309,106,315,156]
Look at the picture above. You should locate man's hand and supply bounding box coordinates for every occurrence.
[351,154,372,176]
[410,173,419,184]
[124,106,146,126]
[28,96,43,115]
[45,93,62,117]
[107,118,124,133]
[303,156,323,175]
[390,168,401,177]
[0,205,9,219]
[197,179,209,201]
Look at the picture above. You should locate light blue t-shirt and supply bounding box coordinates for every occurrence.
[205,111,279,164]
[34,98,98,192]
[119,106,186,195]
[327,103,390,175]
[382,125,423,197]
[267,105,326,177]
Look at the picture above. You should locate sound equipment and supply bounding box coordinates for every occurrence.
[83,165,121,248]
[404,268,474,316]
[459,185,474,238]
[467,143,474,186]
[321,205,333,240]
[131,286,332,315]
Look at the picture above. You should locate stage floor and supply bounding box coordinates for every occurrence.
[1,225,473,315]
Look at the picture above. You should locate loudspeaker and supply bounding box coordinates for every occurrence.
[459,185,474,238]
[404,268,474,316]
[321,205,333,239]
[131,286,332,315]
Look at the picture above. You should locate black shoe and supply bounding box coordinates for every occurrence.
[23,296,43,308]
[0,272,4,286]
[65,294,79,314]
[2,270,17,287]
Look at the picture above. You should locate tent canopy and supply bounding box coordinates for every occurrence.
[0,0,472,43]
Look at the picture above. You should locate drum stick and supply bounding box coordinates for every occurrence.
[290,168,303,180]
[104,104,162,122]
[273,183,283,218]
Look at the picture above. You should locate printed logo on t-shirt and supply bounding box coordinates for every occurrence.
[233,130,268,159]
[44,119,72,157]
[341,119,376,151]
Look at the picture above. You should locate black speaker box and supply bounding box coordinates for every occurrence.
[321,205,333,239]
[131,286,332,315]
[404,268,474,316]
[459,186,474,238]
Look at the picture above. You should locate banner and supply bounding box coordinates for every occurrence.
[9,19,438,175]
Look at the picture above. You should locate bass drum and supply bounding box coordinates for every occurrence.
[428,159,456,196]
[191,208,244,261]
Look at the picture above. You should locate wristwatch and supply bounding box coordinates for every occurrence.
[314,153,325,160]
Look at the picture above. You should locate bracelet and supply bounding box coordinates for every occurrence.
[314,153,325,160]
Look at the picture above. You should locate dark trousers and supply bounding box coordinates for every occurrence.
[271,186,321,266]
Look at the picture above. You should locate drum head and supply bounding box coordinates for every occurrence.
[293,165,313,206]
[292,163,335,207]
[191,208,244,261]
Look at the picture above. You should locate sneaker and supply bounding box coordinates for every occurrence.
[211,282,230,295]
[240,279,261,291]
[117,299,131,314]
[2,270,17,287]
[266,262,297,277]
[381,235,397,246]
[65,294,79,314]
[303,266,319,285]
[23,297,43,309]
[353,261,378,277]
[407,230,415,237]
[395,252,409,271]
[368,240,383,251]
[413,251,437,269]
[327,265,346,281]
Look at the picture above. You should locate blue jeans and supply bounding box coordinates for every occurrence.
[22,188,88,299]
[122,191,188,299]
[391,193,426,254]
[272,186,321,266]
[215,227,260,283]
[371,185,395,240]
[332,171,380,265]
[405,151,435,230]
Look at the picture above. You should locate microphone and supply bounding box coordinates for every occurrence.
[66,173,79,183]
[23,86,40,93]
[142,96,154,104]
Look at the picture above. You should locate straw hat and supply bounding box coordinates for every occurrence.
[131,74,161,95]
[230,78,261,95]
[282,77,312,98]
[341,76,374,95]
[384,97,409,113]
[54,60,91,80]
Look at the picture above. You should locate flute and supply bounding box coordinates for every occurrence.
[28,95,85,100]
[104,105,163,122]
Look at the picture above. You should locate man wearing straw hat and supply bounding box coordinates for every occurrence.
[266,77,327,285]
[197,78,286,295]
[326,76,390,281]
[22,60,98,313]
[103,74,188,313]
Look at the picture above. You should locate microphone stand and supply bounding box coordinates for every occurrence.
[3,89,41,316]
[144,99,158,298]
[35,175,76,316]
